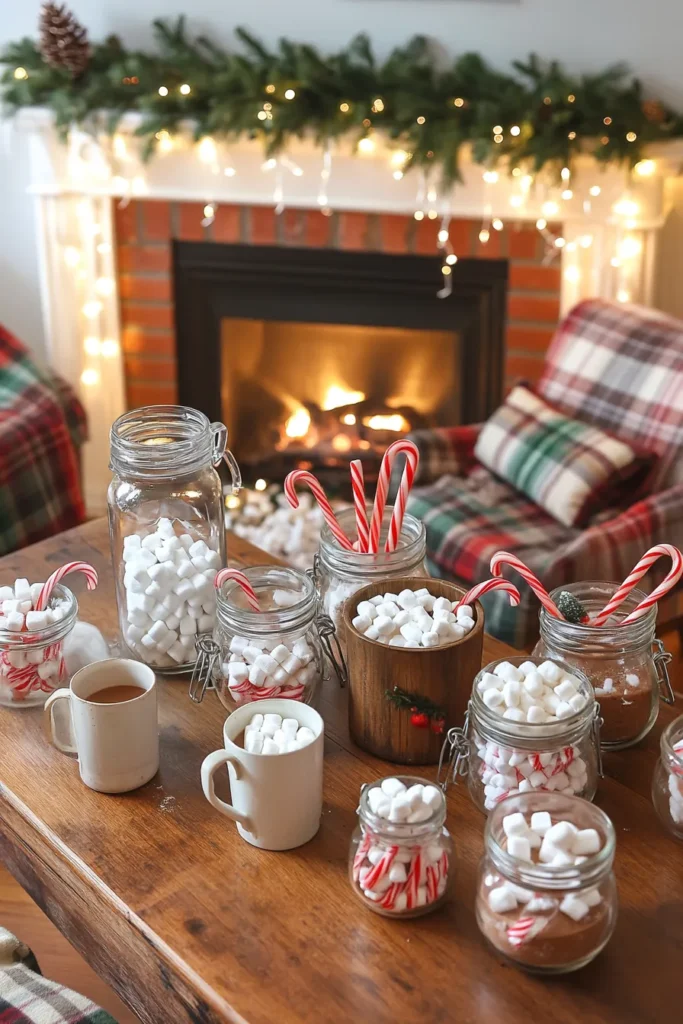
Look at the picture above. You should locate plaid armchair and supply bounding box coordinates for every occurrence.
[407,299,683,647]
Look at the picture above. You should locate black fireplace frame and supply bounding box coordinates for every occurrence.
[173,241,507,426]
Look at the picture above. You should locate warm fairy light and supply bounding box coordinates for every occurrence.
[64,246,81,268]
[580,234,594,248]
[564,266,581,283]
[414,211,424,221]
[520,175,533,191]
[339,102,350,113]
[255,478,267,491]
[479,228,490,243]
[492,218,504,231]
[416,116,426,125]
[372,98,385,113]
[493,134,503,144]
[95,277,115,297]
[438,229,449,243]
[179,83,191,95]
[13,67,28,80]
[203,204,215,220]
[441,265,452,276]
[543,96,552,105]
[257,111,268,121]
[493,125,503,134]
[427,210,438,220]
[510,195,523,208]
[82,300,103,319]
[567,94,576,103]
[83,337,100,356]
[198,137,217,163]
[322,385,365,410]
[619,236,642,260]
[536,218,547,230]
[561,167,571,181]
[156,130,173,153]
[617,288,630,303]
[265,84,276,94]
[554,237,566,248]
[445,253,458,265]
[610,256,621,268]
[96,242,111,255]
[226,494,240,509]
[332,434,353,453]
[613,197,640,218]
[568,131,577,140]
[341,413,356,426]
[363,414,409,432]
[80,368,99,386]
[262,158,277,171]
[542,201,559,217]
[512,167,522,177]
[391,150,409,167]
[158,86,168,96]
[589,185,601,197]
[626,132,637,142]
[562,189,573,200]
[285,407,311,438]
[224,166,236,177]
[510,125,521,136]
[100,339,119,358]
[603,116,612,126]
[358,137,375,154]
[284,89,296,100]
[634,159,656,177]
[362,118,371,128]
[393,170,403,180]
[113,134,127,159]
[453,97,464,107]
[483,170,498,184]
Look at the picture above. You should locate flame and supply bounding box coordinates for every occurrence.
[332,433,353,452]
[341,413,356,426]
[321,385,365,411]
[363,414,410,432]
[285,407,311,438]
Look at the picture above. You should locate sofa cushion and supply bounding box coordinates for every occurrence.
[474,385,653,528]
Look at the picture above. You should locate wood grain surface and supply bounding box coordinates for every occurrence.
[0,519,681,1024]
[343,576,484,763]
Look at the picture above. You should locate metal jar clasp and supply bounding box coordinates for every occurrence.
[437,707,470,790]
[189,635,220,703]
[653,638,675,705]
[317,612,347,686]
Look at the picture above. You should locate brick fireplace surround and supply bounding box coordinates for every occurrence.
[115,201,561,411]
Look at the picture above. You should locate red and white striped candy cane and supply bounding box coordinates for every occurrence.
[589,544,683,627]
[507,916,539,947]
[490,551,563,619]
[405,849,422,908]
[455,578,521,610]
[284,470,355,551]
[36,561,98,611]
[369,440,420,554]
[378,882,402,911]
[363,845,399,891]
[214,568,261,612]
[350,460,370,553]
[353,833,372,882]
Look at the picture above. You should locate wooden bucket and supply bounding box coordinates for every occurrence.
[342,577,484,765]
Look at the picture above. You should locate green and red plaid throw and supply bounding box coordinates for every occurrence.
[0,324,87,556]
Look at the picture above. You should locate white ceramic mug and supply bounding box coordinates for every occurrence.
[43,659,159,794]
[201,698,324,851]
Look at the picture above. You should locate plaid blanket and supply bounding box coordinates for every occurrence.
[0,325,87,556]
[0,928,117,1024]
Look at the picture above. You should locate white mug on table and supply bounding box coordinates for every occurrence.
[43,658,159,794]
[201,698,324,851]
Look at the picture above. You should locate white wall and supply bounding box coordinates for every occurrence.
[3,0,683,358]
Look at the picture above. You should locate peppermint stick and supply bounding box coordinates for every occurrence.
[589,544,683,626]
[455,578,521,610]
[36,561,98,611]
[490,552,562,619]
[369,439,420,554]
[285,470,354,551]
[350,460,370,553]
[214,568,261,612]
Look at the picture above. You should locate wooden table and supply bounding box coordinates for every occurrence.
[0,519,681,1024]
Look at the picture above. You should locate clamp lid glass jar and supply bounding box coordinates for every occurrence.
[191,565,342,710]
[476,792,617,973]
[349,776,453,917]
[652,713,683,840]
[316,505,427,638]
[108,405,240,673]
[533,582,673,750]
[0,585,77,708]
[444,656,600,812]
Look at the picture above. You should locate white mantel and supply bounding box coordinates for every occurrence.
[14,109,682,512]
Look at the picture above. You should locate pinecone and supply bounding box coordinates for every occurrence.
[39,2,90,78]
[556,591,589,625]
[642,99,666,124]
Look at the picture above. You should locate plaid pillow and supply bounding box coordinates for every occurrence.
[474,385,654,528]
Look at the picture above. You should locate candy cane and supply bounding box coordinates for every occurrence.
[490,552,563,619]
[285,471,354,551]
[363,845,399,891]
[353,833,372,882]
[378,882,402,911]
[350,460,370,553]
[588,544,683,627]
[36,561,98,611]
[214,568,261,612]
[507,916,539,946]
[455,578,521,610]
[369,440,420,554]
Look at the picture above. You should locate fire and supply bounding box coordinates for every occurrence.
[363,414,410,432]
[321,385,365,411]
[332,433,353,452]
[285,407,311,438]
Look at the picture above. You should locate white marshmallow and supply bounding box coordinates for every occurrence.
[507,835,532,861]
[6,611,24,631]
[559,895,590,921]
[397,589,418,609]
[503,812,529,838]
[488,885,517,913]
[538,660,562,683]
[381,777,406,798]
[295,726,315,746]
[572,828,601,856]
[494,662,523,683]
[530,811,552,836]
[545,821,577,850]
[421,631,440,648]
[179,616,198,636]
[25,610,49,630]
[356,600,377,620]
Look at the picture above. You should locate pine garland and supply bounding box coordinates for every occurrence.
[385,686,446,732]
[2,17,682,180]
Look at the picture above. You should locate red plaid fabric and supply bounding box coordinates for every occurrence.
[0,324,87,556]
[408,300,683,647]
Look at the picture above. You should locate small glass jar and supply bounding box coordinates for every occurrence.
[533,582,674,750]
[476,792,618,973]
[315,505,428,640]
[190,566,338,711]
[652,714,683,840]
[108,405,240,673]
[0,585,77,708]
[349,776,453,917]
[446,657,600,813]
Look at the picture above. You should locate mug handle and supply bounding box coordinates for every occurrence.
[43,689,78,757]
[200,750,254,834]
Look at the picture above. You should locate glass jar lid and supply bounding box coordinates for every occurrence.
[110,405,226,479]
[216,565,317,638]
[319,505,426,580]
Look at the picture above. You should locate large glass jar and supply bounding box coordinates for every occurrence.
[476,792,618,973]
[0,585,77,708]
[349,775,453,918]
[193,565,332,711]
[315,505,428,642]
[533,582,674,750]
[443,656,600,812]
[652,714,683,840]
[108,406,240,672]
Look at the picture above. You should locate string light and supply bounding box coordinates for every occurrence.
[479,228,490,243]
[619,236,642,259]
[339,102,350,113]
[95,277,115,297]
[492,218,504,231]
[83,337,100,356]
[510,195,523,208]
[493,125,503,134]
[617,288,630,303]
[441,265,452,276]
[158,86,168,97]
[64,246,81,268]
[600,136,610,145]
[100,339,119,358]
[265,84,276,94]
[543,96,552,105]
[96,242,111,255]
[372,98,384,113]
[198,137,218,164]
[511,167,522,177]
[613,197,639,218]
[82,300,103,319]
[80,368,100,386]
[634,159,656,177]
[13,67,28,80]
[536,218,547,230]
[414,211,424,221]
[202,203,216,224]
[542,201,559,217]
[561,167,571,181]
[567,94,576,103]
[568,131,577,140]
[445,253,458,265]
[603,116,612,126]
[483,170,498,184]
[579,234,594,248]
[393,170,403,180]
[564,266,581,283]
[589,185,601,197]
[493,134,503,144]
[554,237,566,248]
[179,84,191,95]
[284,89,296,100]
[257,111,267,120]
[427,210,438,220]
[626,131,637,142]
[358,137,375,154]
[391,150,409,167]
[562,189,573,200]
[453,97,464,107]
[509,125,521,136]
[416,116,426,125]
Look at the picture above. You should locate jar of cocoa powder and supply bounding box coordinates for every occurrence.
[534,582,674,750]
[476,792,618,973]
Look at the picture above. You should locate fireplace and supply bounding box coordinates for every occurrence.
[174,241,507,490]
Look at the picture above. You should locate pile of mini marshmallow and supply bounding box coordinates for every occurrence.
[121,518,221,667]
[352,778,449,913]
[243,712,315,754]
[668,740,683,824]
[487,810,604,926]
[477,659,589,724]
[0,579,71,698]
[227,490,324,572]
[352,589,476,648]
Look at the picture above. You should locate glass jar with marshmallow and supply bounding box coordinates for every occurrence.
[652,713,683,840]
[349,776,453,917]
[442,656,601,813]
[108,406,240,673]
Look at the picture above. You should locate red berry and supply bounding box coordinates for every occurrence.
[410,712,430,728]
[431,718,445,734]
